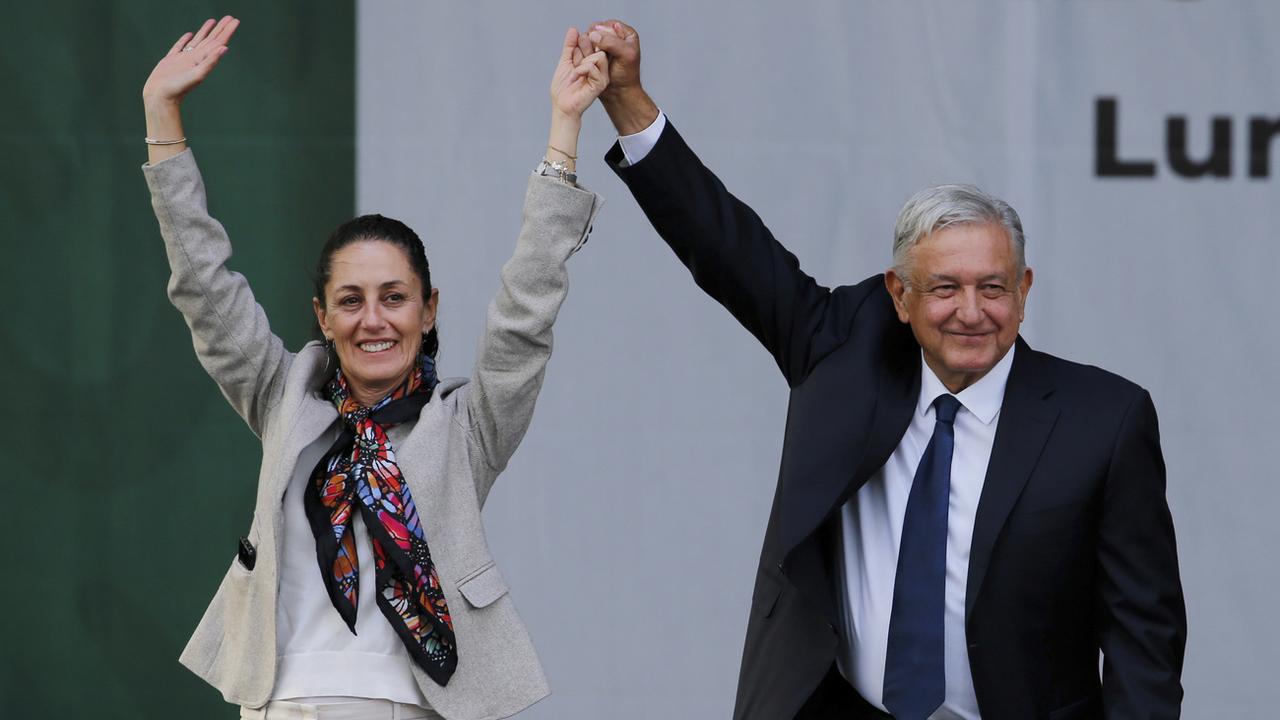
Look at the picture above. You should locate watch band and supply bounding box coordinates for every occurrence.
[536,158,578,186]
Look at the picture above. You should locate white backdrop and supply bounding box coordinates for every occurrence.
[357,2,1280,717]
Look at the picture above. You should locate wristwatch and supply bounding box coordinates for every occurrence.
[536,158,578,186]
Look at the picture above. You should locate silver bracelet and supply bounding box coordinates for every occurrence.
[145,136,187,146]
[536,158,577,186]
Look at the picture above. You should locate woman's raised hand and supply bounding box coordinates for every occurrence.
[544,27,608,173]
[143,16,240,107]
[550,27,609,122]
[142,16,238,164]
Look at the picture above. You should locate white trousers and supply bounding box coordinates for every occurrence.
[239,699,442,720]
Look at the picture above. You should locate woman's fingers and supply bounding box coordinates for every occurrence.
[570,50,609,96]
[187,18,216,49]
[583,62,606,90]
[211,16,240,48]
[205,17,239,63]
[559,27,577,65]
[195,15,235,52]
[573,50,608,74]
[167,32,194,57]
[589,52,609,86]
[188,16,237,66]
[143,17,239,106]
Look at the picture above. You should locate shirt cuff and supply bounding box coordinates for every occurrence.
[616,110,668,168]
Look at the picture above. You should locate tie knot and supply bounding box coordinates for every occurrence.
[933,394,961,425]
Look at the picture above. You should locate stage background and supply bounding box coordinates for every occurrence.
[0,1,355,717]
[3,2,1276,718]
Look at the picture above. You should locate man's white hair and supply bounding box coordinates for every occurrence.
[892,184,1026,278]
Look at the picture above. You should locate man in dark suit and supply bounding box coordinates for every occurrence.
[584,21,1186,720]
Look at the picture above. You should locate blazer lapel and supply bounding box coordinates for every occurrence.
[270,394,337,501]
[265,351,340,506]
[965,337,1058,619]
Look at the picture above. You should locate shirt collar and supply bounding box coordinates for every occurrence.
[916,344,1016,426]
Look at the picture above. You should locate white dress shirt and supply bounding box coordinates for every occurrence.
[835,347,1014,720]
[617,111,1014,717]
[615,110,669,167]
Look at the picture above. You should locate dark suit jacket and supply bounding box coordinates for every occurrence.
[607,121,1186,720]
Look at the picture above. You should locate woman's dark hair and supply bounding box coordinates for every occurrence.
[314,214,438,359]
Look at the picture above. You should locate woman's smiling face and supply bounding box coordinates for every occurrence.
[313,239,438,406]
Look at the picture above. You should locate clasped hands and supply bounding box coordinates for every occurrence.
[570,21,660,137]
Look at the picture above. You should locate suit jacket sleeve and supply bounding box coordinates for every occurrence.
[606,120,837,387]
[144,149,292,438]
[1097,389,1187,717]
[462,173,601,505]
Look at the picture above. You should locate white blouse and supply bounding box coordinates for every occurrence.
[273,421,430,708]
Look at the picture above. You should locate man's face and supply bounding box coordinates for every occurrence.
[885,222,1032,393]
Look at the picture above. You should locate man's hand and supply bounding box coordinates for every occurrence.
[587,21,640,100]
[584,20,659,136]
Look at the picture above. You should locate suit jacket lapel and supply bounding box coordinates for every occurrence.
[780,322,919,628]
[965,337,1059,619]
[854,341,920,488]
[780,323,919,560]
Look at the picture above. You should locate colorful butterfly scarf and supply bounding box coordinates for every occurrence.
[304,351,458,686]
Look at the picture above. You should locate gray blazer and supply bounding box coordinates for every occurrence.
[144,150,601,719]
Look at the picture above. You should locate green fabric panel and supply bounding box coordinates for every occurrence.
[0,2,354,715]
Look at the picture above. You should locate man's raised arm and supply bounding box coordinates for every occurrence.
[588,21,869,386]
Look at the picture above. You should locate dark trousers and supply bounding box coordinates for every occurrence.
[795,663,894,720]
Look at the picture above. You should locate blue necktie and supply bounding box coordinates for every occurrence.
[883,394,961,720]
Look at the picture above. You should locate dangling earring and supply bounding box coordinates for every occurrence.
[420,332,438,386]
[323,337,334,374]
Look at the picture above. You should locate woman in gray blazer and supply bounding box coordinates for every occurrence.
[141,16,606,720]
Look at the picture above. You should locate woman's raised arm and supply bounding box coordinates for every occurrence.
[462,29,608,502]
[142,16,239,164]
[142,16,293,437]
